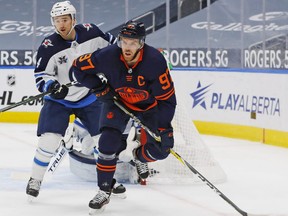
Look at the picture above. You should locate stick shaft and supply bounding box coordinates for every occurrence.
[113,98,248,216]
[0,81,77,113]
[46,142,68,174]
[113,99,161,141]
[0,91,49,113]
[170,149,248,216]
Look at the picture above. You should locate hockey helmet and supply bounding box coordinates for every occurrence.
[117,20,146,48]
[50,1,76,35]
[50,1,76,22]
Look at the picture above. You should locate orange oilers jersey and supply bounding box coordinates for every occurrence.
[74,43,176,112]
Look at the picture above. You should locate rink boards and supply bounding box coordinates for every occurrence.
[0,67,287,147]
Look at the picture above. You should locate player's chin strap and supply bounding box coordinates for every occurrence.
[65,23,76,37]
[129,46,142,62]
[0,81,78,113]
[112,97,258,216]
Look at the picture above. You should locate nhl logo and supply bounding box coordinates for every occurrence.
[7,75,16,86]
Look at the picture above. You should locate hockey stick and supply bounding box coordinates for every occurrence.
[47,141,69,174]
[0,81,77,113]
[46,123,74,175]
[113,99,265,216]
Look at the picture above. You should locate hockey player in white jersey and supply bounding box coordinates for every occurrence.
[26,1,125,201]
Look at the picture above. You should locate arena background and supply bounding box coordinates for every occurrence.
[0,0,288,147]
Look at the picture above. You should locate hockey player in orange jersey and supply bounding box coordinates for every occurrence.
[70,20,176,214]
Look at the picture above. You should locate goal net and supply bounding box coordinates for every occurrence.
[147,95,227,184]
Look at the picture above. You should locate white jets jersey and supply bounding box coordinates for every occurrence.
[34,23,115,107]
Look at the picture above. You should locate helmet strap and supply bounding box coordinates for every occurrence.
[130,45,143,62]
[66,22,76,37]
[131,40,144,61]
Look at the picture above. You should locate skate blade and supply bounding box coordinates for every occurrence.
[27,195,36,203]
[111,192,127,199]
[89,206,106,215]
[139,178,147,185]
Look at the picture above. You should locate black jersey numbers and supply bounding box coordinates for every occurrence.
[78,53,95,71]
[159,69,171,90]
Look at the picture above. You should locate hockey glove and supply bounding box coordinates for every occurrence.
[69,65,101,89]
[91,83,118,103]
[91,73,118,103]
[159,128,174,155]
[48,81,69,99]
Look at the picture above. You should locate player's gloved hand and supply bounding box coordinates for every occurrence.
[92,83,118,103]
[159,128,174,156]
[91,73,118,103]
[48,81,69,99]
[69,65,100,89]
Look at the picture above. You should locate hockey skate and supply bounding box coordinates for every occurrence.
[111,181,126,199]
[88,190,110,214]
[134,158,149,183]
[26,177,42,202]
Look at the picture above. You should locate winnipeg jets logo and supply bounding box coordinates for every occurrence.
[83,23,92,31]
[42,39,53,48]
[58,56,68,64]
[190,81,212,109]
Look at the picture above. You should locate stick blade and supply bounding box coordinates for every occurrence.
[248,214,288,216]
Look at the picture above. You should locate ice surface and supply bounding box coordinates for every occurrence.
[0,123,288,216]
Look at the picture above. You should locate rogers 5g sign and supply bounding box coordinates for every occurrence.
[163,49,229,68]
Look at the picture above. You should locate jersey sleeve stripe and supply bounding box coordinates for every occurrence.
[141,147,156,162]
[155,88,175,101]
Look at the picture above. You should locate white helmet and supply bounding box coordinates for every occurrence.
[50,1,76,18]
[50,1,76,35]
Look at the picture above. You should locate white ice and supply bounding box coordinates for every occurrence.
[0,123,288,216]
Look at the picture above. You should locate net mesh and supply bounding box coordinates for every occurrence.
[148,95,227,185]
